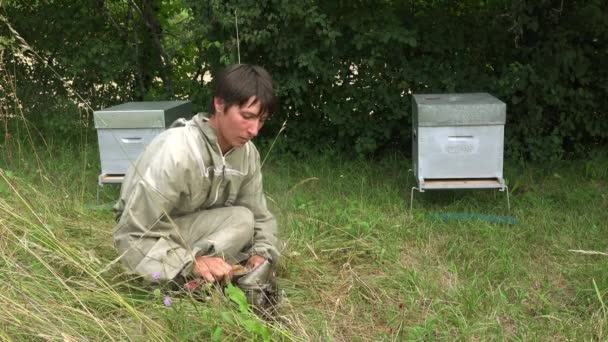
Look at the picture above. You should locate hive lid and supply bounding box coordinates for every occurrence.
[413,93,506,126]
[94,101,193,128]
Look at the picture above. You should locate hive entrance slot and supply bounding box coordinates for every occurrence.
[423,178,501,186]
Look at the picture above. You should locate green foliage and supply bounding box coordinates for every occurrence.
[1,0,607,160]
[493,0,608,160]
[225,283,271,341]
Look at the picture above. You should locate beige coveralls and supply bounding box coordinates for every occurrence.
[112,114,280,281]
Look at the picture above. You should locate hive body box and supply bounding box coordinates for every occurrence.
[94,101,193,183]
[412,93,506,190]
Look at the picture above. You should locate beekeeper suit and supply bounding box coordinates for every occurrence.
[113,64,279,284]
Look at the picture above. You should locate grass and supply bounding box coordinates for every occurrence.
[0,132,607,341]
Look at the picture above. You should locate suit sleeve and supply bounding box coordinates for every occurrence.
[234,149,280,263]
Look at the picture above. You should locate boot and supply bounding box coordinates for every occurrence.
[234,260,279,319]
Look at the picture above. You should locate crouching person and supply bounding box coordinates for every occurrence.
[112,64,280,313]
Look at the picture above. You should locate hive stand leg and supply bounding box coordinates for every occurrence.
[499,183,510,213]
[410,187,422,217]
[96,173,104,205]
[504,185,510,212]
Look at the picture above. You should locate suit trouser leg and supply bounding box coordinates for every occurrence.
[173,206,255,266]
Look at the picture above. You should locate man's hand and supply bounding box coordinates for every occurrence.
[192,256,233,282]
[246,255,267,270]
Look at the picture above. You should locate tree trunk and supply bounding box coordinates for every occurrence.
[137,0,174,97]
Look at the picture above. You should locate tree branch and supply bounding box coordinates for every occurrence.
[130,0,174,97]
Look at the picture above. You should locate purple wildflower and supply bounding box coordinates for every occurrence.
[163,296,172,307]
[151,272,161,281]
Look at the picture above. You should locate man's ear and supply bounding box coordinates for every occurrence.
[213,97,225,114]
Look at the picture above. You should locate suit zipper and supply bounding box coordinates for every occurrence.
[210,143,232,206]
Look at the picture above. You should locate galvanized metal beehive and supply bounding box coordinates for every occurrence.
[412,93,506,190]
[94,101,193,178]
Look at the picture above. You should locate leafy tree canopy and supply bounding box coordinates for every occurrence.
[1,0,607,160]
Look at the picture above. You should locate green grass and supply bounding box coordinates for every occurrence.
[0,136,607,341]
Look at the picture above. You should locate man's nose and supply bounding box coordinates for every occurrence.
[247,120,260,137]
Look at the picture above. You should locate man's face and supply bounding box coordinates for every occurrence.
[212,96,267,153]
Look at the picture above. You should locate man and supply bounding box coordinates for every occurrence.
[112,64,280,289]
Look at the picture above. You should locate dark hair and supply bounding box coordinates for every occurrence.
[208,64,276,118]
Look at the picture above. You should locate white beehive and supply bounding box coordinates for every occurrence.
[94,101,193,183]
[410,93,509,212]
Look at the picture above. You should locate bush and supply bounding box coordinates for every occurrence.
[2,0,607,160]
